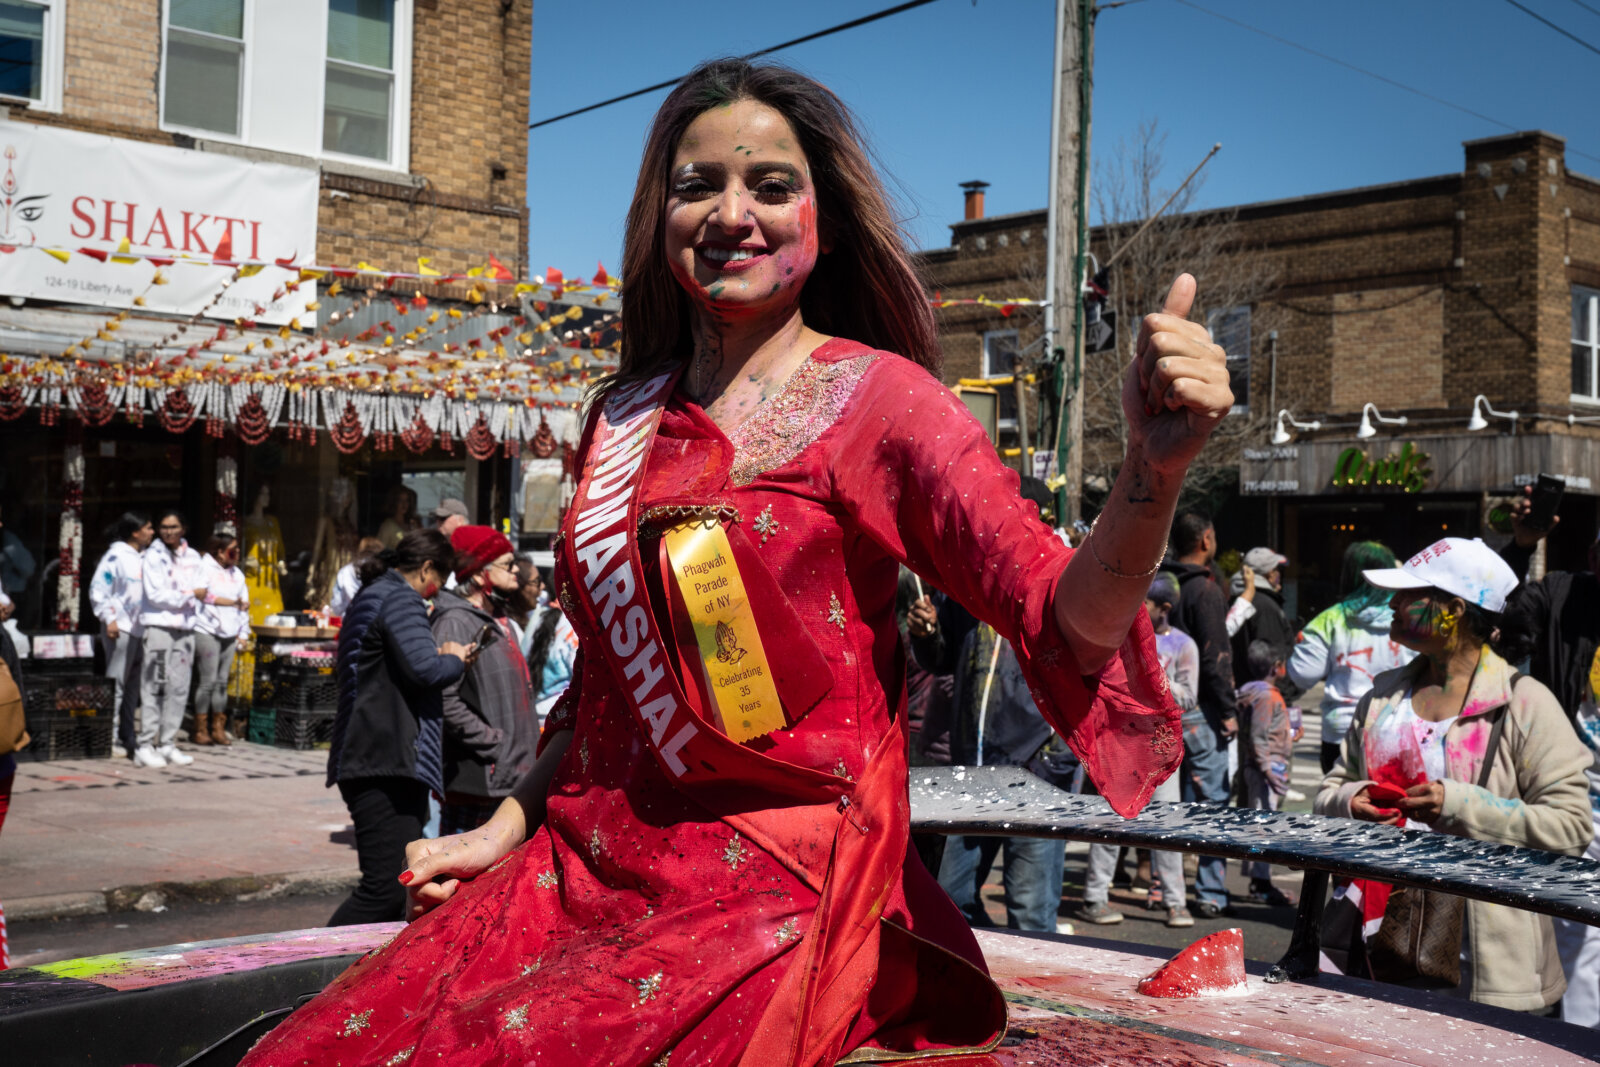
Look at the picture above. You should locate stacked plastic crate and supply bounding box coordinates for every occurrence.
[21,654,114,761]
[250,645,338,749]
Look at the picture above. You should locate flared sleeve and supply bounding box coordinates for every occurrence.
[829,353,1180,815]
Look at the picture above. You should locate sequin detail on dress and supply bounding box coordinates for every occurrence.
[341,1009,373,1038]
[827,593,846,631]
[723,833,750,871]
[503,1004,530,1031]
[386,1048,415,1065]
[726,353,878,486]
[753,505,780,545]
[635,971,665,1004]
[775,917,800,946]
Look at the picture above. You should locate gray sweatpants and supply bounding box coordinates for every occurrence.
[1084,769,1185,905]
[139,626,195,749]
[193,631,238,719]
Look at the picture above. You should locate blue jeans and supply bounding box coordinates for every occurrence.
[1181,710,1230,908]
[937,833,1066,932]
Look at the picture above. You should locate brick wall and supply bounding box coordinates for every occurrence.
[1329,287,1444,413]
[13,0,530,278]
[922,130,1600,463]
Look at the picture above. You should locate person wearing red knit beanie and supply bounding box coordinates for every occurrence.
[433,525,537,836]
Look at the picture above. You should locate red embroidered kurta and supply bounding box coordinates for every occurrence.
[240,340,1179,1067]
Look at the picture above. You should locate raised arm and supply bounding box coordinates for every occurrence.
[1053,275,1234,671]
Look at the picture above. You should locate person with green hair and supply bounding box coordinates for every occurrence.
[1288,541,1418,772]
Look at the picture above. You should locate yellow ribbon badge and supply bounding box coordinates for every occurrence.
[662,521,786,743]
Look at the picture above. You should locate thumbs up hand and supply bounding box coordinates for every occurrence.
[1122,273,1234,473]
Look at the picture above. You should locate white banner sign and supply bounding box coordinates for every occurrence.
[0,121,318,325]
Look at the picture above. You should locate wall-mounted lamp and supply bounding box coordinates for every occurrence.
[1467,395,1518,431]
[1271,409,1321,445]
[1356,402,1407,440]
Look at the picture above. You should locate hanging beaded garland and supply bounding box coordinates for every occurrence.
[466,413,496,460]
[332,400,367,454]
[76,381,115,427]
[0,385,24,421]
[531,412,556,459]
[235,392,272,445]
[401,412,434,454]
[159,388,198,433]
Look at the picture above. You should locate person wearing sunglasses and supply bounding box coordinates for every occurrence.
[193,533,250,746]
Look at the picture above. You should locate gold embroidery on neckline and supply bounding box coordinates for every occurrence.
[725,353,878,486]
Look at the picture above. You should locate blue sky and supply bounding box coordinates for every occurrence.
[527,0,1600,276]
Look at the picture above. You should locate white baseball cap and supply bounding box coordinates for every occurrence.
[1362,537,1520,614]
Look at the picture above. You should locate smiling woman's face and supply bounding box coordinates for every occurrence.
[663,98,824,322]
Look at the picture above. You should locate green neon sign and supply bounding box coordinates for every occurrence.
[1331,442,1433,494]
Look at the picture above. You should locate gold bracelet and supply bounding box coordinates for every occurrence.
[1084,516,1166,580]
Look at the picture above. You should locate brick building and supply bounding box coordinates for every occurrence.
[0,1,538,630]
[922,130,1600,619]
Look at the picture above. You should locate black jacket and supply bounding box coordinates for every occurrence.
[327,570,465,793]
[1501,541,1600,720]
[1231,583,1296,686]
[1166,559,1236,728]
[430,588,538,798]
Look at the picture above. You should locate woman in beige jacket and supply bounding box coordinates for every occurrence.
[1316,537,1592,1012]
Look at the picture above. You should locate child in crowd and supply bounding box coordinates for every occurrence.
[1078,572,1196,928]
[1237,640,1295,906]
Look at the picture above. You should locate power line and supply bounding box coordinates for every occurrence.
[529,0,942,130]
[1501,0,1600,57]
[1171,0,1600,170]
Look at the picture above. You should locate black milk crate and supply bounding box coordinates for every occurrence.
[273,706,335,751]
[21,674,113,721]
[254,654,335,709]
[19,710,114,761]
[22,656,99,679]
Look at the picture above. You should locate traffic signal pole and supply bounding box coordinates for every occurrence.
[1044,0,1095,527]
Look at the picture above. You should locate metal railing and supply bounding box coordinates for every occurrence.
[907,765,1600,982]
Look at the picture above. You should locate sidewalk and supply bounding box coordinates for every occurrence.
[0,741,359,921]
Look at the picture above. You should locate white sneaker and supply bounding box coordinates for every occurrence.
[133,745,168,769]
[159,744,194,766]
[111,743,128,759]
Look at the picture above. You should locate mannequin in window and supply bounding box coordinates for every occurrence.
[377,486,421,549]
[241,484,285,625]
[309,476,360,615]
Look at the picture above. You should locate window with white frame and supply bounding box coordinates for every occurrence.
[1207,305,1252,413]
[0,0,63,111]
[323,0,397,163]
[982,329,1019,380]
[162,0,247,137]
[1573,286,1600,403]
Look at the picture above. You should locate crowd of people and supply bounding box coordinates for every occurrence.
[903,493,1600,1025]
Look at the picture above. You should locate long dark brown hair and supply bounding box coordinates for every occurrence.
[609,58,940,394]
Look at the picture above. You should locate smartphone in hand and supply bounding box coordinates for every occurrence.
[1524,473,1565,534]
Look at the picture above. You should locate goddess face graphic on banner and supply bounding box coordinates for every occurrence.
[0,146,48,254]
[0,124,318,325]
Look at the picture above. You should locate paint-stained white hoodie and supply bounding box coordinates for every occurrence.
[139,538,204,631]
[89,540,145,637]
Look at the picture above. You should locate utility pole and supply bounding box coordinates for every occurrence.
[1044,0,1094,526]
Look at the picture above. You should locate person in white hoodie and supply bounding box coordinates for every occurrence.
[1288,541,1417,772]
[88,512,153,758]
[193,533,250,747]
[135,510,206,769]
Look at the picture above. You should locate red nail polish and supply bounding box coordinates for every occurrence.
[398,871,414,885]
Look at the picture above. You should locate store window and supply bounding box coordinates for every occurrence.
[162,0,247,137]
[1573,285,1600,403]
[982,329,1019,380]
[324,0,398,162]
[0,0,62,111]
[1208,305,1251,413]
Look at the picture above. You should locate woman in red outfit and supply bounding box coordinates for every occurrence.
[241,60,1233,1067]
